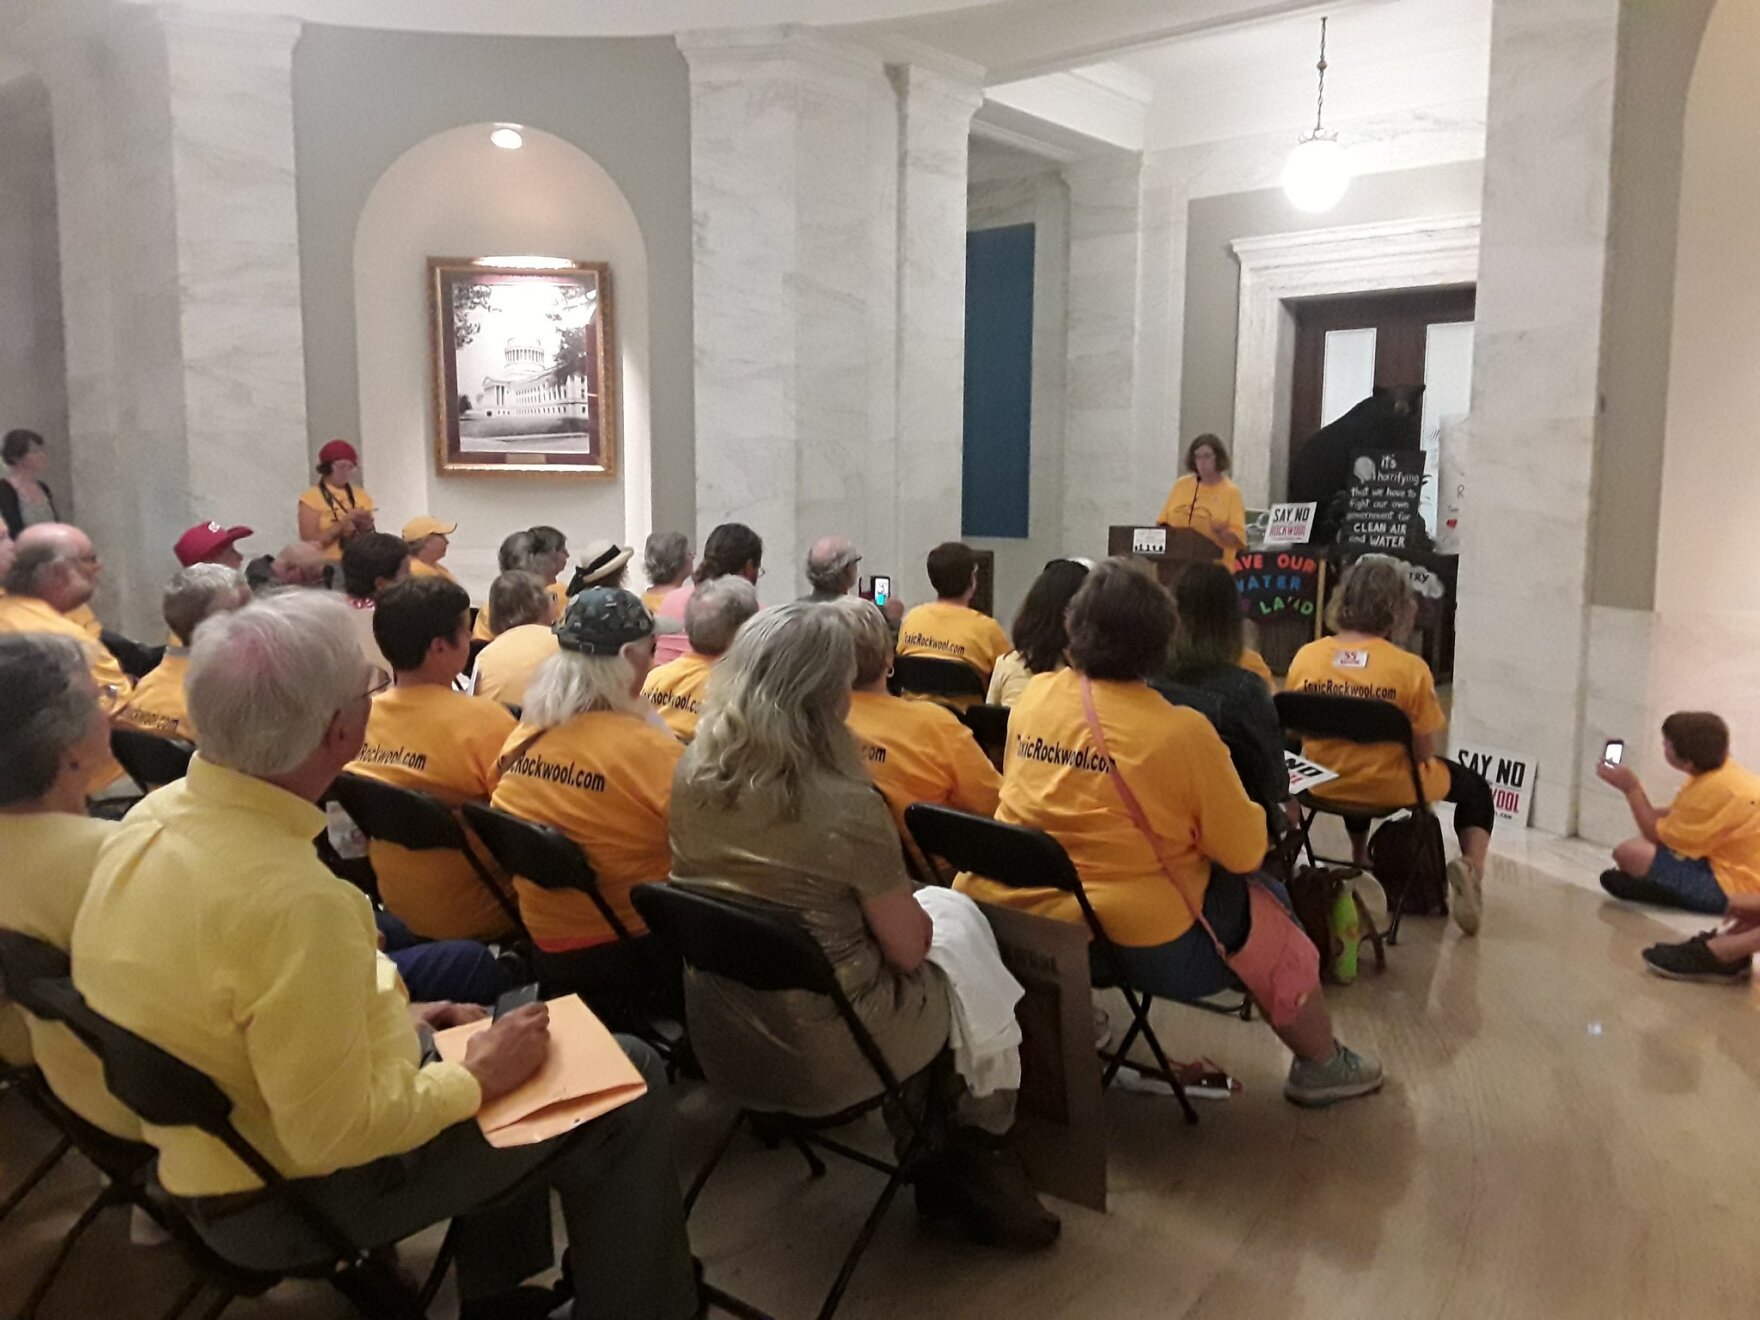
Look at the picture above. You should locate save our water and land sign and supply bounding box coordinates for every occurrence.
[1453,745,1536,825]
[1342,450,1425,550]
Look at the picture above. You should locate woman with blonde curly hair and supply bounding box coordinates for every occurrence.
[671,602,1058,1251]
[1284,555,1494,935]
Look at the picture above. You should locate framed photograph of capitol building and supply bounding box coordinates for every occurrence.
[429,258,617,476]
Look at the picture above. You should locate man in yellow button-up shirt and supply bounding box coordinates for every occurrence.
[72,590,697,1320]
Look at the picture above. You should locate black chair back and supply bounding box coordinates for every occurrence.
[0,930,71,1018]
[892,655,986,700]
[631,883,901,1095]
[110,727,196,788]
[903,803,1083,894]
[329,773,465,852]
[466,638,491,675]
[958,703,1010,761]
[1274,691,1415,749]
[460,802,630,941]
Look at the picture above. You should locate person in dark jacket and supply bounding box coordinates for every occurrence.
[1152,562,1290,835]
[1,429,58,537]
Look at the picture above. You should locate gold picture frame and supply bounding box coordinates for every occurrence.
[428,257,617,477]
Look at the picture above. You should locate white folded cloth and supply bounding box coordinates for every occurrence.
[915,887,1025,1098]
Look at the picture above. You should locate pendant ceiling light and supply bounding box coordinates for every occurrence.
[1281,17,1351,213]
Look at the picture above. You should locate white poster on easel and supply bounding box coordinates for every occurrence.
[1264,502,1317,546]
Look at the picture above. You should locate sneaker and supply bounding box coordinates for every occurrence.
[1642,934,1752,984]
[1285,1041,1384,1108]
[1447,858,1482,936]
[1351,873,1390,931]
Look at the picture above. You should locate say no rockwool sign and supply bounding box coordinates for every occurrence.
[1452,745,1535,825]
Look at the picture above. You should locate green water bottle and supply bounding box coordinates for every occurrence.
[1331,889,1360,984]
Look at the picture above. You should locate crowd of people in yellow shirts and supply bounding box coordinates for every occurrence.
[5,426,1760,1315]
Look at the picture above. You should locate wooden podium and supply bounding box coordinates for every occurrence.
[1107,525,1221,589]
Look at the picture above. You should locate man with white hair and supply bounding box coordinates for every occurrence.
[115,563,252,742]
[0,523,131,711]
[641,575,759,741]
[803,533,903,627]
[71,591,698,1320]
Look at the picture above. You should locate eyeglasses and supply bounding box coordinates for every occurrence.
[359,667,391,701]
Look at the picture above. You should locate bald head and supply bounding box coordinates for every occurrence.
[272,540,327,588]
[805,535,860,596]
[4,523,99,612]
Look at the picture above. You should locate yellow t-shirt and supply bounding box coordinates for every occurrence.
[347,684,519,941]
[1283,635,1451,807]
[547,580,569,616]
[298,482,375,562]
[471,608,497,643]
[473,624,559,708]
[0,813,141,1140]
[72,757,480,1196]
[1658,761,1760,897]
[490,711,683,951]
[987,651,1037,707]
[955,669,1267,947]
[641,585,671,614]
[67,601,103,641]
[116,650,195,742]
[1158,474,1247,569]
[642,652,715,742]
[846,689,1001,837]
[896,601,1011,680]
[1240,647,1274,690]
[409,560,457,584]
[0,593,132,711]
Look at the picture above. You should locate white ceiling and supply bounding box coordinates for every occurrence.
[1111,0,1491,149]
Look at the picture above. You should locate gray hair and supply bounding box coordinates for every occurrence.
[829,596,891,688]
[187,591,368,776]
[488,570,550,633]
[0,634,96,806]
[523,647,649,728]
[683,602,863,819]
[805,536,860,594]
[685,576,759,657]
[3,540,66,597]
[163,563,250,645]
[643,530,690,587]
[497,529,540,574]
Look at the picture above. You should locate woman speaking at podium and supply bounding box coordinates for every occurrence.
[1158,433,1247,569]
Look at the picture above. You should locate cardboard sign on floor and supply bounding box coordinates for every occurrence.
[972,900,1108,1212]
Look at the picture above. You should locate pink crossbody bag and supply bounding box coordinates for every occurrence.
[1079,676,1318,1028]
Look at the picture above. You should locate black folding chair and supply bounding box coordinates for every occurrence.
[630,883,943,1320]
[1274,691,1444,945]
[328,774,525,939]
[959,702,1011,767]
[0,931,286,1320]
[110,727,196,791]
[902,803,1200,1124]
[891,655,986,703]
[465,638,490,675]
[1,936,458,1320]
[102,631,165,682]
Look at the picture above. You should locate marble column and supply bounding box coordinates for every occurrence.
[1451,0,1622,834]
[681,29,896,603]
[26,1,307,635]
[890,62,982,605]
[1062,154,1144,557]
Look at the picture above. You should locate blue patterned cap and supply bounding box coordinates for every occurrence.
[555,587,654,656]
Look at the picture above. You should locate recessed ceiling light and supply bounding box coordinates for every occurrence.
[490,125,524,150]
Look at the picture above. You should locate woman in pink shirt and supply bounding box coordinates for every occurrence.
[652,522,763,665]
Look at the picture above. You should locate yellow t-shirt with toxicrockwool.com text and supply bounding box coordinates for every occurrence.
[642,652,716,742]
[956,669,1267,947]
[896,601,1011,680]
[845,689,1002,838]
[1283,635,1451,807]
[116,651,196,743]
[346,684,519,942]
[490,711,683,951]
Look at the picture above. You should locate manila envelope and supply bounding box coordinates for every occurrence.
[434,994,648,1148]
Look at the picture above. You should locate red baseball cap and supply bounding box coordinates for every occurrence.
[175,521,253,567]
[318,439,359,466]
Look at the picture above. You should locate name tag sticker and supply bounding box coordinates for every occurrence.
[1333,649,1369,670]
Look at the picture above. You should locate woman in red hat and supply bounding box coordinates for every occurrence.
[297,440,376,563]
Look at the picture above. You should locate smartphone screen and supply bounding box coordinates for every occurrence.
[1602,739,1625,767]
[872,575,892,608]
[492,983,540,1022]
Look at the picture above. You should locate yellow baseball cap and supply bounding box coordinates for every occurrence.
[402,516,457,541]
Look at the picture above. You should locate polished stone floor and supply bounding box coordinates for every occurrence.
[3,826,1753,1319]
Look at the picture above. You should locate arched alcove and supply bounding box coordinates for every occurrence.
[1653,0,1760,613]
[352,123,651,598]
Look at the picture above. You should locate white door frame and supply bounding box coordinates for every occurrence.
[1227,213,1481,507]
